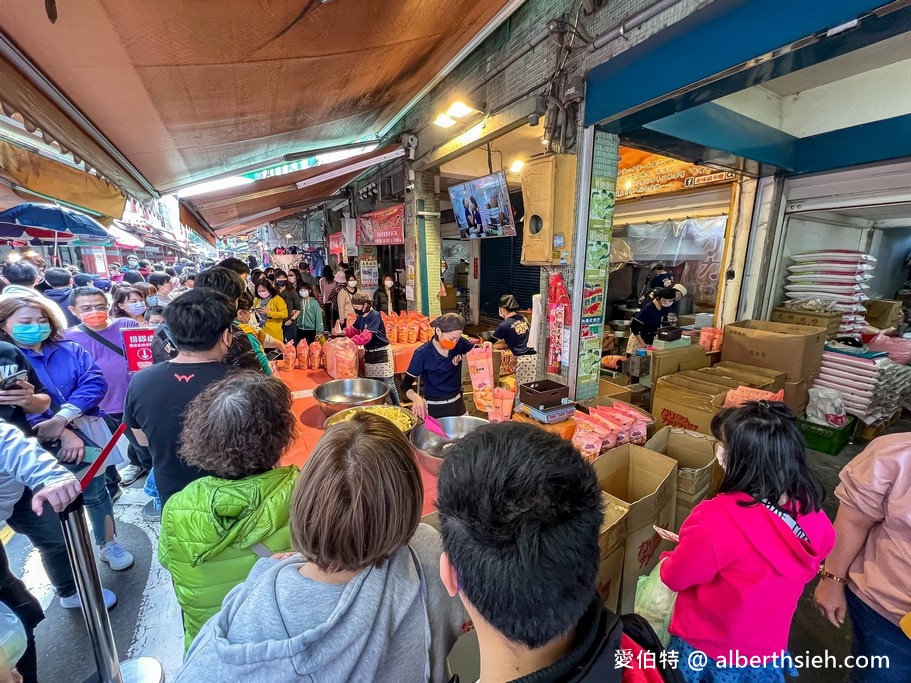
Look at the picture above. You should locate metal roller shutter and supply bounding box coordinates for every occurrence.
[479,226,540,318]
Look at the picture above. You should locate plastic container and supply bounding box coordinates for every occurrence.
[797,415,856,456]
[517,380,570,410]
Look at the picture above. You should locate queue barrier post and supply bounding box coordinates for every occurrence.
[57,422,165,683]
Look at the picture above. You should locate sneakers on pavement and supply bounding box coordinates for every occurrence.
[99,541,134,571]
[60,588,117,610]
[118,464,147,486]
[142,499,161,521]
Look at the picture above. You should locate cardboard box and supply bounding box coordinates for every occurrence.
[598,380,633,403]
[697,366,777,391]
[622,354,651,377]
[597,493,629,613]
[651,375,728,436]
[713,361,786,392]
[771,308,841,340]
[676,370,742,391]
[721,320,826,381]
[864,299,903,329]
[645,427,720,532]
[694,313,714,329]
[649,345,711,385]
[591,445,677,613]
[652,338,692,351]
[783,377,815,415]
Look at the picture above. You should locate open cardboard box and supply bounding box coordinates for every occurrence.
[651,375,728,436]
[713,361,786,392]
[644,427,721,532]
[591,445,677,613]
[597,493,628,613]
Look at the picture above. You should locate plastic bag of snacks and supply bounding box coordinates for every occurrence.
[589,412,630,446]
[417,318,433,343]
[572,412,614,462]
[282,343,297,372]
[635,560,677,647]
[325,338,358,379]
[381,313,397,344]
[805,388,847,427]
[406,315,420,344]
[467,345,495,412]
[499,351,517,376]
[308,341,322,370]
[346,313,357,329]
[296,339,310,369]
[488,387,516,422]
[723,385,785,409]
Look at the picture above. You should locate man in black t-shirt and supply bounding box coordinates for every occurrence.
[124,288,237,508]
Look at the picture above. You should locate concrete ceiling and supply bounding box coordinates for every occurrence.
[439,120,547,187]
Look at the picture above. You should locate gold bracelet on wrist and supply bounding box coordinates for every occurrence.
[819,565,848,585]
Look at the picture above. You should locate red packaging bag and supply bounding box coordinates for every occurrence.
[282,343,297,372]
[467,345,495,412]
[326,338,358,379]
[381,313,397,344]
[418,319,433,343]
[572,413,612,462]
[296,339,309,369]
[492,387,516,422]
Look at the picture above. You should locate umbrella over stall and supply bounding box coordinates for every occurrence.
[0,203,112,241]
[0,222,78,245]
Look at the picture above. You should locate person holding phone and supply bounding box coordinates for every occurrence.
[0,296,133,572]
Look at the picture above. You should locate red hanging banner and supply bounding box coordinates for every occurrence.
[328,232,344,255]
[356,205,405,246]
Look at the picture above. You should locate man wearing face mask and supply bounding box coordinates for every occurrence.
[124,289,236,506]
[401,313,484,419]
[346,293,399,405]
[65,287,150,486]
[628,287,677,355]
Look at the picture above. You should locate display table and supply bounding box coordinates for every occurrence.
[278,365,438,515]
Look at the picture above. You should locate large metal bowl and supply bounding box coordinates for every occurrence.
[313,378,390,417]
[323,405,420,434]
[410,415,489,476]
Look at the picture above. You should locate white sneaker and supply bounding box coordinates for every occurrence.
[59,588,117,610]
[99,541,134,571]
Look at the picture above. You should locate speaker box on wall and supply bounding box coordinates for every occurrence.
[519,154,577,266]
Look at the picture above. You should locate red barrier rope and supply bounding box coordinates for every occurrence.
[79,422,128,490]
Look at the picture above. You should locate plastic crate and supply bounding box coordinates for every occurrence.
[797,415,855,456]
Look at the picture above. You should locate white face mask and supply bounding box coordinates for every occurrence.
[384,280,394,288]
[348,280,357,288]
[715,445,727,471]
[301,290,310,299]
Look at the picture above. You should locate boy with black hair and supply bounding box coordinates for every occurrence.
[124,288,236,506]
[437,422,669,683]
[217,257,251,281]
[0,261,69,329]
[43,267,79,328]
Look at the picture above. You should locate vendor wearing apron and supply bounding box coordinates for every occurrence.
[402,313,478,420]
[628,287,677,355]
[490,294,537,386]
[346,293,400,405]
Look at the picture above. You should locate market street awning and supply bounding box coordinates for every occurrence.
[108,222,145,250]
[188,145,405,237]
[0,0,517,194]
[0,139,126,220]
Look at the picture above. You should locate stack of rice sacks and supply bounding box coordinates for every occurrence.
[814,349,911,424]
[785,249,876,336]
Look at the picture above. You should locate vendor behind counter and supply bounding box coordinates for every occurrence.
[628,287,677,354]
[490,294,537,385]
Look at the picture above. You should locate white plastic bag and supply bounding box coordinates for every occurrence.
[806,388,847,427]
[0,602,26,667]
[635,559,677,646]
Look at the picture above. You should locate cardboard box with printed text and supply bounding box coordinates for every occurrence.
[591,445,677,613]
[651,375,728,436]
[721,320,826,381]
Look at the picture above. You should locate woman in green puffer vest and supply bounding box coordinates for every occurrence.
[158,370,300,650]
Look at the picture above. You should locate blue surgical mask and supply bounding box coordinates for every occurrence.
[126,302,147,315]
[146,295,159,307]
[11,323,51,345]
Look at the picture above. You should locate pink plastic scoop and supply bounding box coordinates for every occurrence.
[424,415,451,439]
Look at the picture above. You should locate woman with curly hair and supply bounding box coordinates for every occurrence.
[159,370,299,650]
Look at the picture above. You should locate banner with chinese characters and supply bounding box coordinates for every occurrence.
[618,148,736,200]
[328,232,344,256]
[356,205,405,246]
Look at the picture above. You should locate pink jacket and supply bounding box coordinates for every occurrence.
[660,492,835,660]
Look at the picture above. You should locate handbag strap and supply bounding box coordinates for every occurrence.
[78,324,126,358]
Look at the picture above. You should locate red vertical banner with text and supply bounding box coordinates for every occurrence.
[121,328,155,372]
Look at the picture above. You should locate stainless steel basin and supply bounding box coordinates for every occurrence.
[410,415,489,476]
[313,378,390,417]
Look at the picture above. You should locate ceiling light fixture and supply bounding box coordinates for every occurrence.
[285,233,293,239]
[509,160,525,174]
[433,114,458,129]
[446,101,476,119]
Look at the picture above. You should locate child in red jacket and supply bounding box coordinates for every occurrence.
[660,401,835,683]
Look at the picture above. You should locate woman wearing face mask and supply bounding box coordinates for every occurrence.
[373,273,403,316]
[401,313,485,419]
[335,270,358,329]
[273,270,301,344]
[346,293,399,405]
[659,401,835,683]
[296,283,323,345]
[111,286,148,325]
[0,297,134,571]
[253,279,287,343]
[490,294,537,386]
[133,282,158,310]
[628,286,677,354]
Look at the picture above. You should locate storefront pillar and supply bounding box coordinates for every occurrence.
[568,127,620,401]
[404,169,443,317]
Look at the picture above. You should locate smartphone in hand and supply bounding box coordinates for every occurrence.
[0,370,28,391]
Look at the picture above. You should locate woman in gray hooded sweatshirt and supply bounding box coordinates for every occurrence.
[176,412,465,682]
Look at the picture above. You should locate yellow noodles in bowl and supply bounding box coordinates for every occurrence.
[333,406,416,432]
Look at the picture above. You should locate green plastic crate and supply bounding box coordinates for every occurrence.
[797,415,855,456]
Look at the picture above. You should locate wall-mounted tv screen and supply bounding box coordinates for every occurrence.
[448,170,517,239]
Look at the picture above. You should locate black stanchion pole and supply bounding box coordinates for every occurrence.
[58,495,163,683]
